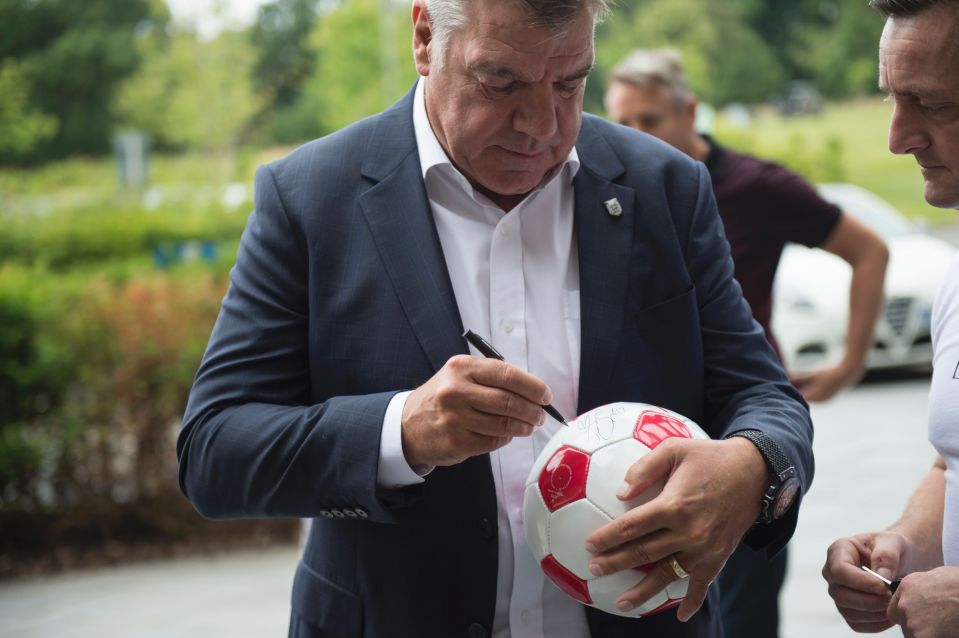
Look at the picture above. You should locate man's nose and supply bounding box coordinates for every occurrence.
[513,83,559,141]
[888,101,929,156]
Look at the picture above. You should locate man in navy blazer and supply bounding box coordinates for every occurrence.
[178,1,814,636]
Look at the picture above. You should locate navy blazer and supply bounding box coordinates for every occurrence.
[178,88,814,638]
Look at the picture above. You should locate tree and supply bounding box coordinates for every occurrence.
[113,29,261,153]
[299,0,418,137]
[791,3,885,98]
[0,60,58,156]
[595,0,784,109]
[0,0,169,163]
[249,0,324,144]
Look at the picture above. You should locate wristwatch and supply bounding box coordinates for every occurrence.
[725,429,800,524]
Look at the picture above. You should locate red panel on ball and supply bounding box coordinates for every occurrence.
[633,411,692,449]
[538,446,590,512]
[541,555,592,604]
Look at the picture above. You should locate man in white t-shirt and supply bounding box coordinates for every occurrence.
[822,1,959,636]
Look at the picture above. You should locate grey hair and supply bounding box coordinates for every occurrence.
[611,48,695,111]
[869,0,958,17]
[425,0,611,70]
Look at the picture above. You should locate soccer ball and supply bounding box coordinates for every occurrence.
[523,402,710,617]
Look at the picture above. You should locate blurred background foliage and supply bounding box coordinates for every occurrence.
[0,0,950,574]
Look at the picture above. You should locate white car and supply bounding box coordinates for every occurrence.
[772,183,956,374]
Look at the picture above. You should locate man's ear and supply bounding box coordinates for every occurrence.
[412,0,433,76]
[686,97,699,127]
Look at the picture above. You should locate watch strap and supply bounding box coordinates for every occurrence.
[726,429,791,478]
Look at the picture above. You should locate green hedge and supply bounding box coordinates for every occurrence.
[0,263,226,513]
[0,203,248,270]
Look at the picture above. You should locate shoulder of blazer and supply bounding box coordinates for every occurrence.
[578,113,703,188]
[266,86,419,196]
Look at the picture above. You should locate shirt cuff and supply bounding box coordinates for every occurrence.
[377,391,433,490]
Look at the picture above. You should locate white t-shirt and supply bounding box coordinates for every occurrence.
[928,252,959,566]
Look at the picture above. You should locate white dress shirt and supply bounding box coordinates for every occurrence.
[376,78,589,637]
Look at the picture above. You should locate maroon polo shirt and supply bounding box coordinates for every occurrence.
[703,137,842,357]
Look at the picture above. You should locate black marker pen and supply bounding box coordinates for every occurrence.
[463,329,569,427]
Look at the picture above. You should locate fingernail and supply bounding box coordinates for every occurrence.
[677,611,690,623]
[588,563,603,577]
[877,567,894,580]
[616,481,631,499]
[542,388,553,404]
[616,600,634,612]
[538,413,547,426]
[584,542,597,554]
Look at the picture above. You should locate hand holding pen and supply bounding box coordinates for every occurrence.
[861,565,903,593]
[463,330,568,426]
[398,338,556,468]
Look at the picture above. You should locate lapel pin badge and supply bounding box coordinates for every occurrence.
[604,198,623,217]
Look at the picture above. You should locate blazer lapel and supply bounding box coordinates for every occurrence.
[573,117,637,414]
[359,90,467,373]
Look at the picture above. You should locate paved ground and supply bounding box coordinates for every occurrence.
[0,373,938,637]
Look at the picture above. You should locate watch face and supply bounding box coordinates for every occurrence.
[773,477,800,520]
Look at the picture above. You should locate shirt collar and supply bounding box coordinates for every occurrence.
[412,77,580,196]
[701,133,728,183]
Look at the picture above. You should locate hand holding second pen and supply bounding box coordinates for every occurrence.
[401,355,552,467]
[822,532,906,632]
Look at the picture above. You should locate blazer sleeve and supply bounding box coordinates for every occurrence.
[686,162,815,556]
[176,165,418,524]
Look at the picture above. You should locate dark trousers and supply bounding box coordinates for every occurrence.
[718,544,787,638]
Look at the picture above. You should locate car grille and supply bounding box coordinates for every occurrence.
[885,297,913,336]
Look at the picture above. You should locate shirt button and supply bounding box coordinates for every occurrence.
[521,609,532,624]
[499,226,509,237]
[501,320,514,333]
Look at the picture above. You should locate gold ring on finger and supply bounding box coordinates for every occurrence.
[667,555,689,579]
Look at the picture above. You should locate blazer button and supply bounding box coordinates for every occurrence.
[478,518,494,540]
[468,623,487,638]
[344,508,358,518]
[331,508,345,518]
[319,509,333,519]
[355,507,369,519]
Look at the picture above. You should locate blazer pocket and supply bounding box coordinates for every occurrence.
[634,285,696,318]
[291,560,363,636]
[632,285,702,373]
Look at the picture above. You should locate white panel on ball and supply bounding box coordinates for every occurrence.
[548,499,612,580]
[587,569,669,617]
[563,403,636,454]
[666,578,690,600]
[522,483,552,562]
[584,438,661,520]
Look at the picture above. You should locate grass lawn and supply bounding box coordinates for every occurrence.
[714,96,954,225]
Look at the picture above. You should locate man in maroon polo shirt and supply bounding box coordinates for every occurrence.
[604,49,889,637]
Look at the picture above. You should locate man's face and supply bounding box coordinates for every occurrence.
[879,5,959,210]
[604,80,695,154]
[413,1,594,209]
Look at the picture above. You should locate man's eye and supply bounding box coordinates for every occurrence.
[483,81,516,95]
[556,82,581,97]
